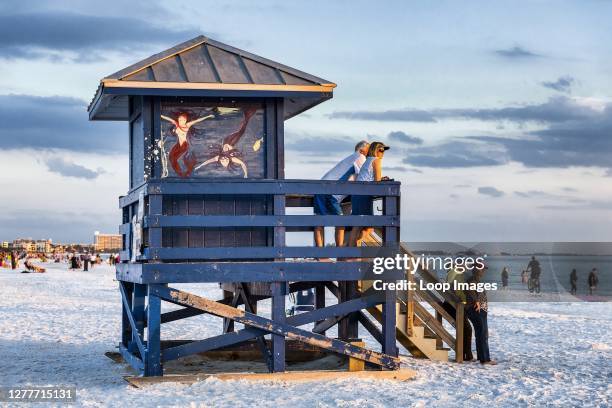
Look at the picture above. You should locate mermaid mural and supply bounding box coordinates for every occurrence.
[194,108,256,178]
[160,106,261,179]
[161,112,214,177]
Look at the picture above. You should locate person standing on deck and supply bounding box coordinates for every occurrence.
[348,142,390,247]
[570,269,578,295]
[588,268,599,296]
[313,140,369,247]
[466,265,497,365]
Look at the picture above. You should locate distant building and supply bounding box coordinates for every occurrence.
[13,238,36,252]
[35,239,52,253]
[1,241,8,248]
[94,231,122,251]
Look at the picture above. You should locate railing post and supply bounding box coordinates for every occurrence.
[148,193,163,261]
[315,283,326,336]
[406,265,414,337]
[435,310,443,350]
[455,302,464,363]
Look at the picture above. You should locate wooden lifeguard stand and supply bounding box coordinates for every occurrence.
[88,36,403,377]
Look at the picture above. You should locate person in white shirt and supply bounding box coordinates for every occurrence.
[314,140,369,247]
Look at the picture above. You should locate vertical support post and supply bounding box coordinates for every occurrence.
[315,283,326,335]
[142,96,152,182]
[348,341,366,371]
[406,265,414,337]
[435,310,443,349]
[222,289,235,333]
[121,281,134,349]
[382,288,398,359]
[145,284,162,376]
[338,282,348,339]
[275,98,285,179]
[130,283,146,354]
[148,194,162,261]
[455,302,464,363]
[348,281,359,339]
[151,97,161,179]
[382,196,399,246]
[270,281,286,372]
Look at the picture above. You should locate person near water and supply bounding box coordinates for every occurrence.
[526,256,541,281]
[521,269,528,285]
[570,268,578,295]
[588,268,599,296]
[466,264,497,365]
[349,141,390,247]
[443,265,474,361]
[313,140,370,247]
[501,267,509,289]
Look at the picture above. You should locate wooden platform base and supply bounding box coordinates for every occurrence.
[125,369,416,387]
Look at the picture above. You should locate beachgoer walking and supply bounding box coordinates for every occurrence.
[526,256,541,293]
[570,269,578,295]
[588,268,599,296]
[501,267,509,289]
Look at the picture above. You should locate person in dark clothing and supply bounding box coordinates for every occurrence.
[466,265,496,365]
[70,254,79,270]
[588,268,599,296]
[444,267,474,361]
[501,267,509,289]
[526,256,542,293]
[570,269,578,295]
[10,251,17,270]
[83,253,90,271]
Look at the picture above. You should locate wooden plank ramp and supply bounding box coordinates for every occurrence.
[125,369,416,387]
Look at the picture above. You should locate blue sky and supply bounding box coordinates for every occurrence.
[0,0,611,242]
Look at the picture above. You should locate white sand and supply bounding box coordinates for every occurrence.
[0,263,610,407]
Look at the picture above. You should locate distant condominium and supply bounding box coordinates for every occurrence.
[94,231,122,251]
[12,238,52,253]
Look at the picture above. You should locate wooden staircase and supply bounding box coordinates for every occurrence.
[361,233,465,362]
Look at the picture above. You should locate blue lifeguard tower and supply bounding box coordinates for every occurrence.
[88,36,406,376]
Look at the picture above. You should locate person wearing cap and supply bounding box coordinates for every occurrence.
[466,264,497,365]
[349,141,390,247]
[313,140,370,247]
[444,265,474,361]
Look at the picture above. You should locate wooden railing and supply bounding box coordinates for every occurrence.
[366,234,465,362]
[118,179,400,263]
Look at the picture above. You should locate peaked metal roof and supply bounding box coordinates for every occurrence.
[88,36,336,120]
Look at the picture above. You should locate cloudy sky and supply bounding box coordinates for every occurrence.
[1,0,611,242]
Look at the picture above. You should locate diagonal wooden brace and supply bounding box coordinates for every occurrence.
[152,285,400,370]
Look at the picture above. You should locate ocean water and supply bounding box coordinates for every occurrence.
[429,255,611,300]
